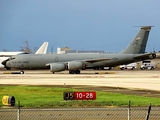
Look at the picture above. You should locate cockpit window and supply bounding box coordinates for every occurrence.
[8,57,15,61]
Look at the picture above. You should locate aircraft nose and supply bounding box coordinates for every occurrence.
[2,60,6,66]
[1,59,8,66]
[2,59,11,70]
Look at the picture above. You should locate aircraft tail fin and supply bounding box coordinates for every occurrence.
[120,26,152,54]
[35,42,48,54]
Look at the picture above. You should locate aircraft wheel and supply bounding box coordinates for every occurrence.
[69,70,75,74]
[75,70,80,74]
[108,67,112,70]
[20,71,24,74]
[6,67,11,70]
[131,67,135,70]
[120,67,124,70]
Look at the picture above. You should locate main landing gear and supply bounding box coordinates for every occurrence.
[69,70,80,74]
[20,70,24,74]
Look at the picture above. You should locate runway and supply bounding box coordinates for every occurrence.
[0,70,160,92]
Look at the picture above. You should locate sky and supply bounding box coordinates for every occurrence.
[0,0,160,53]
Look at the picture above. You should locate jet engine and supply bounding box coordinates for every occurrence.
[49,63,66,72]
[68,61,84,70]
[149,53,156,59]
[152,53,156,58]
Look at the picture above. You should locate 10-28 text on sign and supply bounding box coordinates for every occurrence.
[63,92,96,100]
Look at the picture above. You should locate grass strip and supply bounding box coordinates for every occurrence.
[0,85,160,108]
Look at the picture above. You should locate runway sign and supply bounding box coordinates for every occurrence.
[63,92,96,100]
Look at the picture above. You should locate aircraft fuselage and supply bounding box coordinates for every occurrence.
[6,53,140,70]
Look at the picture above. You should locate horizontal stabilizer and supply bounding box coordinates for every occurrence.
[133,53,156,60]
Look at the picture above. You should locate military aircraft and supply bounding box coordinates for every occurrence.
[2,26,156,74]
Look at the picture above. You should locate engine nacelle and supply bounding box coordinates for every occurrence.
[149,53,156,59]
[68,61,84,70]
[49,63,66,72]
[152,53,156,58]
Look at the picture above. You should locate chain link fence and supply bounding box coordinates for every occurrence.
[0,107,160,120]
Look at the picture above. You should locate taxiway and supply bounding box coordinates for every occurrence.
[0,70,160,92]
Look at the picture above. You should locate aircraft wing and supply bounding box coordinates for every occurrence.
[82,58,111,63]
[45,57,112,73]
[46,58,111,67]
[133,53,156,60]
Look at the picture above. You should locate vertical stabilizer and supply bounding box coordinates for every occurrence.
[120,26,152,54]
[35,42,48,54]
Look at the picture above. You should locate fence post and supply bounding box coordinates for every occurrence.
[17,101,20,120]
[128,101,131,120]
[146,103,152,120]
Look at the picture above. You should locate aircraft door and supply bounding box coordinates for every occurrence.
[55,56,59,62]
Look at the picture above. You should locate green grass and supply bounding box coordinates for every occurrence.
[0,85,160,108]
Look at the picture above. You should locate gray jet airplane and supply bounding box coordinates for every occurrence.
[2,26,156,74]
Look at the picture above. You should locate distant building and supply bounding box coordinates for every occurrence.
[57,47,71,54]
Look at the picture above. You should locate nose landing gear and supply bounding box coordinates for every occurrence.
[20,70,24,74]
